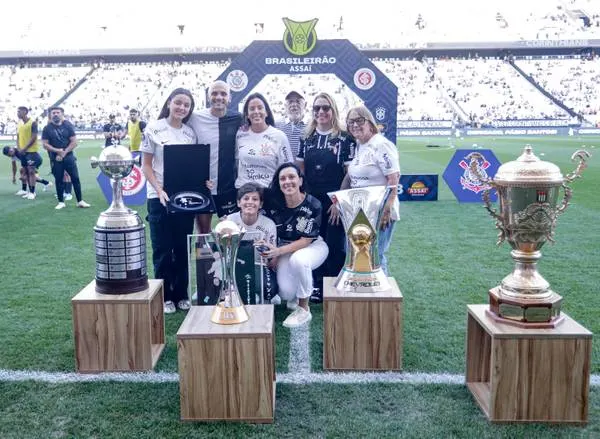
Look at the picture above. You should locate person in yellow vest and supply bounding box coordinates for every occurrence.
[124,109,147,151]
[16,106,44,199]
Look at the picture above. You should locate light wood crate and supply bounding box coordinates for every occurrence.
[72,279,165,373]
[177,304,275,422]
[323,276,403,371]
[466,304,591,424]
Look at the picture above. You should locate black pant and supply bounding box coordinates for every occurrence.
[147,198,195,303]
[313,192,346,289]
[52,154,82,202]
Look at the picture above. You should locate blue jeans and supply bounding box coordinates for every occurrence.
[377,221,396,276]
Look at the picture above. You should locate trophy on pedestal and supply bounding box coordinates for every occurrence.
[471,145,591,327]
[90,145,148,294]
[210,220,249,325]
[328,186,393,293]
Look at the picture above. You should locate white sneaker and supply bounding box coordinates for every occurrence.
[270,294,281,305]
[55,202,66,210]
[43,182,53,192]
[164,301,176,314]
[22,192,30,198]
[77,200,91,208]
[286,298,298,311]
[64,193,73,201]
[177,300,191,311]
[26,192,36,200]
[283,307,312,328]
[15,189,27,196]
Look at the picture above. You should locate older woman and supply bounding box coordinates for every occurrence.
[235,92,292,189]
[262,163,329,328]
[343,105,400,275]
[141,87,197,314]
[296,92,355,301]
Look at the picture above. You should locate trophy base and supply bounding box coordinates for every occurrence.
[95,277,149,295]
[210,303,249,325]
[488,286,564,329]
[334,268,392,294]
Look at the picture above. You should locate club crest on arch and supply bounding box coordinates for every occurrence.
[282,18,318,56]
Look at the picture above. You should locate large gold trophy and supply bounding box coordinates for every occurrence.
[328,186,393,293]
[472,145,590,327]
[209,220,249,325]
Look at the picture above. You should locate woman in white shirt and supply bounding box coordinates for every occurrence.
[235,92,292,189]
[141,87,198,314]
[343,105,400,276]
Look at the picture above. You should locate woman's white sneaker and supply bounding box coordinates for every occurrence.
[282,307,312,328]
[164,301,176,314]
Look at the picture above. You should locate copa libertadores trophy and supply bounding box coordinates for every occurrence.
[471,145,591,327]
[210,220,249,324]
[328,186,393,293]
[90,145,148,294]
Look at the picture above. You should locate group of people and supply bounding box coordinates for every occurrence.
[2,105,90,209]
[141,81,401,328]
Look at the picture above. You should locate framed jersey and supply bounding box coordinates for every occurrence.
[163,144,215,214]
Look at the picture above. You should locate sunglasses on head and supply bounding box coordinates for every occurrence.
[313,105,332,113]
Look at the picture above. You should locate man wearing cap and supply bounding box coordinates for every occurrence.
[277,91,307,159]
[103,114,123,147]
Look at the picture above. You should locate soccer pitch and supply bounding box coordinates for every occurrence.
[0,136,598,438]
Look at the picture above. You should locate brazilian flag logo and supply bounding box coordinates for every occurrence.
[282,18,318,56]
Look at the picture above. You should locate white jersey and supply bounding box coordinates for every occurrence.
[228,212,277,246]
[347,133,401,220]
[140,118,197,199]
[235,125,292,189]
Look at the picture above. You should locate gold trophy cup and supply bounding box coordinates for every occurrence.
[328,186,393,293]
[471,145,591,327]
[210,220,249,325]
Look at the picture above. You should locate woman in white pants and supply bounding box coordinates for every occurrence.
[262,163,329,328]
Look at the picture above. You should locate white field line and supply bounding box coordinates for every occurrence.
[0,368,598,387]
[287,325,311,374]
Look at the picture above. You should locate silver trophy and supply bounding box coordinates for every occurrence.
[210,220,249,324]
[471,145,591,326]
[328,186,393,293]
[91,145,148,294]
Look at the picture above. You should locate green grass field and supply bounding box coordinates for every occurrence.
[0,136,598,438]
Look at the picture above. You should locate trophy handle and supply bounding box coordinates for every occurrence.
[557,149,590,214]
[466,152,502,221]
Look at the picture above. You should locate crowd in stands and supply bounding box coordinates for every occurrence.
[516,57,600,123]
[1,54,599,132]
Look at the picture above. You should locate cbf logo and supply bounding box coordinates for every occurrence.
[282,18,318,56]
[374,106,386,121]
[458,152,491,194]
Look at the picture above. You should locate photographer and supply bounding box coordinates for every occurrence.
[103,114,123,147]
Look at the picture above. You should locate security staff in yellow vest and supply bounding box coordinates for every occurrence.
[16,106,44,199]
[124,109,147,151]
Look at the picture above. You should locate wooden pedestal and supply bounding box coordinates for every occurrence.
[466,304,591,424]
[323,276,403,371]
[72,279,165,373]
[177,305,275,422]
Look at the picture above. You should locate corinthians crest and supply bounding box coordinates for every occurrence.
[459,152,491,193]
[282,17,318,56]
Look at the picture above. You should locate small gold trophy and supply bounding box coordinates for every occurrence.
[328,186,393,293]
[209,220,249,325]
[472,145,591,327]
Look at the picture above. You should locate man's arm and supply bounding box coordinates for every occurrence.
[64,135,78,155]
[11,160,17,183]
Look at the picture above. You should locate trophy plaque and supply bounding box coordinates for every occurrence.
[91,145,149,294]
[471,145,591,327]
[209,220,249,325]
[328,186,393,293]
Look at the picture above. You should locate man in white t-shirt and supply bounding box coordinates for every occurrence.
[188,80,243,232]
